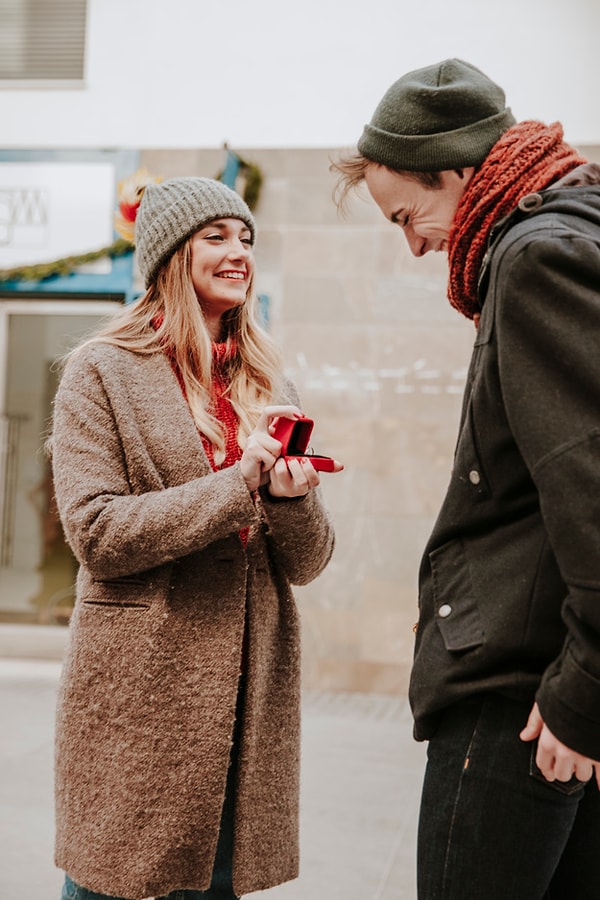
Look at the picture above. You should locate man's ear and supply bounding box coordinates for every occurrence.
[455,166,476,184]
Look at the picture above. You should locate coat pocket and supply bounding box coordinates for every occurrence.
[81,574,151,609]
[430,539,484,652]
[82,600,149,609]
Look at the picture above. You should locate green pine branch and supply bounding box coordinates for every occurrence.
[0,237,133,283]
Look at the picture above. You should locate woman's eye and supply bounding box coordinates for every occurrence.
[241,237,253,246]
[205,233,224,241]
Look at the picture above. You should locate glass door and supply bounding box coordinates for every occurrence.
[0,300,121,624]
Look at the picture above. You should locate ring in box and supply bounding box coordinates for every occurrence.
[272,416,336,472]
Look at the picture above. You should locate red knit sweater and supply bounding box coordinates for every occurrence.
[151,320,248,544]
[154,328,251,672]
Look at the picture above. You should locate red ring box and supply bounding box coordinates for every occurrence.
[272,416,336,472]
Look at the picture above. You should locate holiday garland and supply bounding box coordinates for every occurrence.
[216,156,263,211]
[0,157,263,284]
[0,238,134,284]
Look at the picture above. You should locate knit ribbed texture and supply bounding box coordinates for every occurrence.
[152,321,249,545]
[202,341,242,468]
[358,58,516,172]
[136,177,256,287]
[447,121,587,319]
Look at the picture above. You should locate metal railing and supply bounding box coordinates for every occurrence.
[0,413,24,567]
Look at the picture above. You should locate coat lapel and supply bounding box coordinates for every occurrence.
[119,350,214,487]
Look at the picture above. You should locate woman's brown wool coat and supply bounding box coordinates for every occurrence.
[51,342,336,899]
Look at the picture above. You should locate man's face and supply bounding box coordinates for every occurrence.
[364,164,475,257]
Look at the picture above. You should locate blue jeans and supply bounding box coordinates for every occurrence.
[417,693,600,900]
[60,876,237,900]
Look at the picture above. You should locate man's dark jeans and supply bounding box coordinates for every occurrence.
[417,693,600,899]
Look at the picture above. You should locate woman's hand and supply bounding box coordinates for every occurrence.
[240,405,303,492]
[268,455,322,498]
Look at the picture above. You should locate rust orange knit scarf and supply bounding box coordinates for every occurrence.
[447,121,587,319]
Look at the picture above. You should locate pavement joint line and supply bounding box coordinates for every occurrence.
[0,658,63,679]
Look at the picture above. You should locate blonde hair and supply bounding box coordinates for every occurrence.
[73,237,283,465]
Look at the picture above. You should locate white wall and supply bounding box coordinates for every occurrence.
[1,0,599,149]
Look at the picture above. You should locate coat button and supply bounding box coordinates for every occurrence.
[469,469,481,485]
[518,192,543,212]
[438,604,452,618]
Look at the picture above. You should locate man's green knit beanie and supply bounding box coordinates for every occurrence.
[358,58,516,172]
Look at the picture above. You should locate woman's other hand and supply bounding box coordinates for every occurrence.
[268,455,322,498]
[240,405,303,492]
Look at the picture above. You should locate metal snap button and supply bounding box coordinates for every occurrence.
[469,469,481,485]
[438,604,452,618]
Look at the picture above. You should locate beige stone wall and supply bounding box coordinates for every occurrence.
[141,144,599,695]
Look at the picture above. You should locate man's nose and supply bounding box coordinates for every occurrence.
[404,226,427,257]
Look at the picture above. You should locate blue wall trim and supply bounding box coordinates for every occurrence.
[0,149,139,302]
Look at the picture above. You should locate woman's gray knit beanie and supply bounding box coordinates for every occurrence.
[135,176,256,287]
[358,58,516,172]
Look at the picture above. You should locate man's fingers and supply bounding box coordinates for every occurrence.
[519,702,543,742]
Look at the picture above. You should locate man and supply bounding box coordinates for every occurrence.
[332,58,600,899]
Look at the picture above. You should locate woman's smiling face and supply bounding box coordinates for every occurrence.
[189,218,254,327]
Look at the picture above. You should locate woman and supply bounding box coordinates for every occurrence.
[51,176,342,900]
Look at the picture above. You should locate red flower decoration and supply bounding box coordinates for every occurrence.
[114,168,162,243]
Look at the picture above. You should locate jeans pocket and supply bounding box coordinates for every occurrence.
[529,745,588,796]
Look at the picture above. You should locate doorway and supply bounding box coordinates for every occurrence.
[0,300,121,624]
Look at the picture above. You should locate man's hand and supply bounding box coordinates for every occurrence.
[520,702,600,788]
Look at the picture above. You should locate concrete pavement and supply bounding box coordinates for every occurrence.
[0,629,425,900]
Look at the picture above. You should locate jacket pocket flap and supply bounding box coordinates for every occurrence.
[430,539,484,652]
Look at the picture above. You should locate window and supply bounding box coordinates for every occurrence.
[0,0,87,85]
